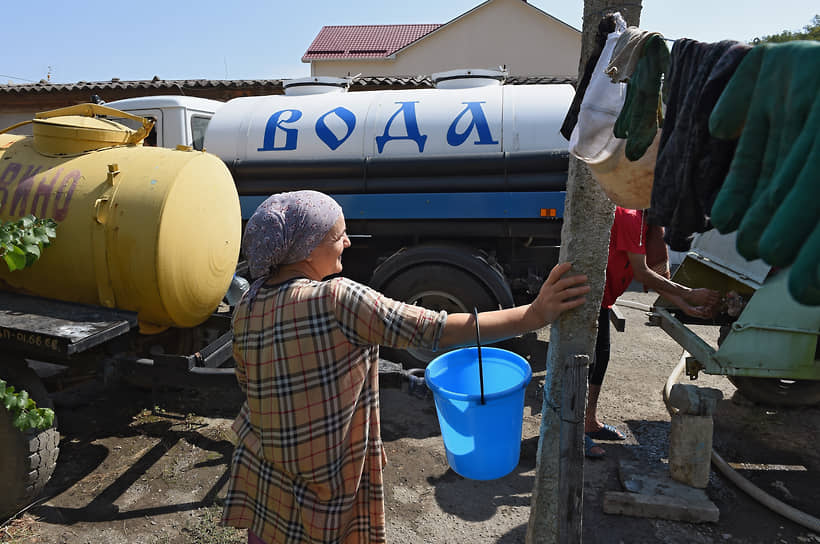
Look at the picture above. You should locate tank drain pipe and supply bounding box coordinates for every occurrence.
[663,353,820,533]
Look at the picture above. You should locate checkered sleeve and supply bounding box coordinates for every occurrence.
[329,277,447,352]
[230,302,249,395]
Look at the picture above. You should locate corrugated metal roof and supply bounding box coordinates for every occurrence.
[0,75,576,95]
[302,25,442,60]
[0,78,284,94]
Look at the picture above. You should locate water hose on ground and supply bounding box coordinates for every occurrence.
[663,353,820,533]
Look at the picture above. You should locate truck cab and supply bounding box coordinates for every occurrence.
[103,96,223,150]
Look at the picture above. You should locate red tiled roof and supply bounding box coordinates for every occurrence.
[302,24,442,61]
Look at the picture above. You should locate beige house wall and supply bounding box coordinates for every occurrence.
[310,0,580,78]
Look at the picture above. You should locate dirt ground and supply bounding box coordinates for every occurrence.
[2,289,819,544]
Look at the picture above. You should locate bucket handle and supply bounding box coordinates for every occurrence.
[473,307,486,405]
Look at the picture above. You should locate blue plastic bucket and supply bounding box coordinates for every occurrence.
[425,347,532,480]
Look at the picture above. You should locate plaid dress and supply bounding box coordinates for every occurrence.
[222,277,446,543]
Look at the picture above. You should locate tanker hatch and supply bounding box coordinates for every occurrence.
[32,115,135,155]
[283,76,351,96]
[432,68,507,89]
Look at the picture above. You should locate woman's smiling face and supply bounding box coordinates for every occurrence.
[306,215,350,279]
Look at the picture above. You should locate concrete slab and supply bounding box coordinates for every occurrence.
[603,491,720,523]
[601,458,720,523]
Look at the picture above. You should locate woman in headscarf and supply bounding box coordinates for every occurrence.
[222,190,589,544]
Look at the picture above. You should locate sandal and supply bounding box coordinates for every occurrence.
[586,423,626,441]
[584,435,605,459]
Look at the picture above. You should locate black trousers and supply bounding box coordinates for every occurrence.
[589,307,611,386]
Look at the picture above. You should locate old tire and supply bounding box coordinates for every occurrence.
[0,363,59,519]
[378,264,502,368]
[728,376,820,408]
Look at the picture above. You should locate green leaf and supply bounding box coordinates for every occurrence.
[32,227,51,244]
[24,243,41,258]
[1,216,57,272]
[23,243,40,258]
[4,251,27,271]
[28,412,44,429]
[13,411,27,429]
[41,409,54,428]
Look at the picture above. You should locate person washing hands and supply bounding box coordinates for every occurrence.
[585,206,720,459]
[221,190,590,543]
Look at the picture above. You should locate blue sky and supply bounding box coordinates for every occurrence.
[2,1,816,84]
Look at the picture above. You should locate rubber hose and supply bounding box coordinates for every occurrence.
[663,353,820,533]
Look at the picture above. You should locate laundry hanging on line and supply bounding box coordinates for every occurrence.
[562,19,820,305]
[650,39,751,252]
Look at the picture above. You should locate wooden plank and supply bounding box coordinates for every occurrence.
[609,305,626,332]
[558,354,590,543]
[614,298,651,312]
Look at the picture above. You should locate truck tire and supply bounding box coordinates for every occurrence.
[727,376,820,408]
[378,263,502,368]
[0,363,59,519]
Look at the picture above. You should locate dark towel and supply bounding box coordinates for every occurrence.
[560,16,618,141]
[648,39,751,251]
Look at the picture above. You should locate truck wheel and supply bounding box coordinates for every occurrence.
[379,264,501,368]
[727,376,820,408]
[0,363,59,519]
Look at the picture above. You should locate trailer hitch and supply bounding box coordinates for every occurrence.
[378,360,430,398]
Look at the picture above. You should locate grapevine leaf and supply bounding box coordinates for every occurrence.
[24,243,41,258]
[13,411,28,429]
[29,412,44,430]
[41,409,55,428]
[3,252,25,272]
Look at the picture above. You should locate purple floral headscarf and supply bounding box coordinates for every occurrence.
[243,191,343,281]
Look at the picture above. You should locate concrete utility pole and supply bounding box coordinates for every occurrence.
[526,2,642,542]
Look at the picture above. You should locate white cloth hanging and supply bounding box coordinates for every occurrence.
[569,13,659,210]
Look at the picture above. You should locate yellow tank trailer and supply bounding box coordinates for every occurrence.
[0,105,242,332]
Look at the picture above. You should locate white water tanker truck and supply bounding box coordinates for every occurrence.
[106,70,575,366]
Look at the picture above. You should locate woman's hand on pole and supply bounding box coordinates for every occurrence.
[530,262,590,326]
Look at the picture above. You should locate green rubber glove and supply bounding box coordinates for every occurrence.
[789,222,820,306]
[613,35,669,161]
[755,101,820,266]
[709,41,820,258]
